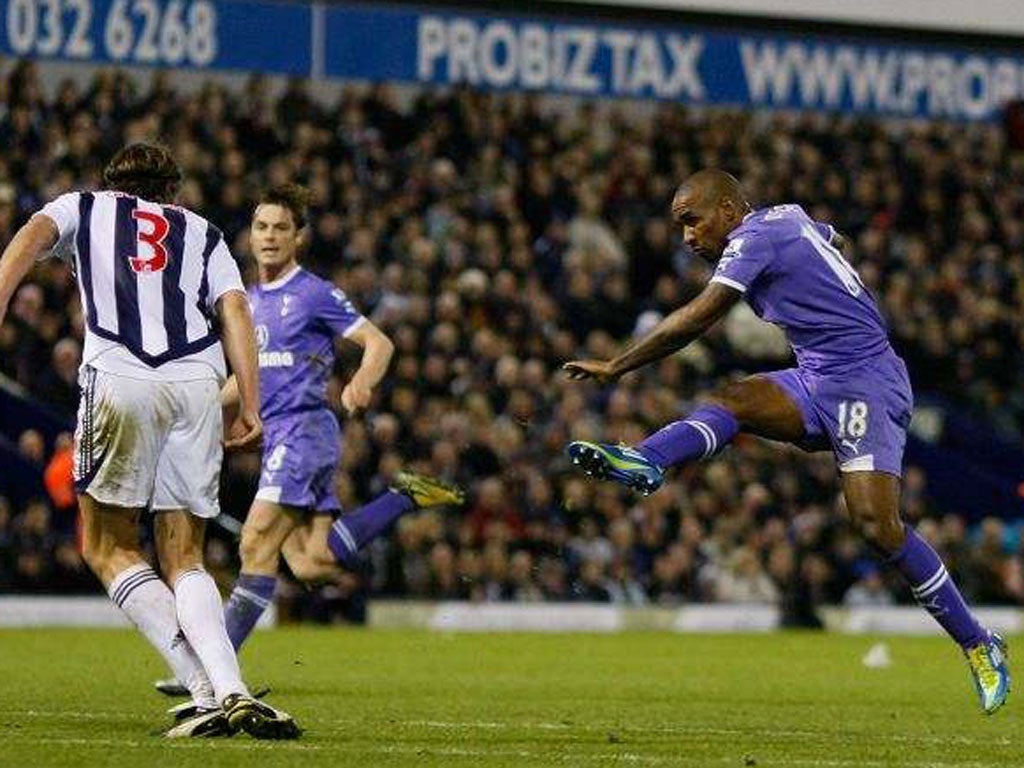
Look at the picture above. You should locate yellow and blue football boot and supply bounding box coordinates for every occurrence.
[567,441,664,496]
[965,632,1010,715]
[392,471,465,509]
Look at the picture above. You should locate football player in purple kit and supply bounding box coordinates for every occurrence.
[565,170,1009,715]
[225,185,464,644]
[157,185,463,699]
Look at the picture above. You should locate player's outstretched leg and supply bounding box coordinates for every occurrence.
[568,403,740,495]
[843,472,1010,715]
[327,471,464,569]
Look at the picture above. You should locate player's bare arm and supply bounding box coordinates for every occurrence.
[340,321,395,415]
[221,374,240,409]
[218,290,263,451]
[564,282,740,384]
[219,374,242,440]
[0,214,59,323]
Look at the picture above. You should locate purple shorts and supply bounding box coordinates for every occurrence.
[255,410,341,513]
[764,352,913,476]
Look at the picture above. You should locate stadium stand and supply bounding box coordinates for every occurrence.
[1,59,1023,619]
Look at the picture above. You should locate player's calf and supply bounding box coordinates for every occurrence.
[635,404,739,469]
[840,476,906,554]
[79,495,146,585]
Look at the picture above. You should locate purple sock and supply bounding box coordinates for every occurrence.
[889,525,986,649]
[637,404,740,467]
[223,573,276,651]
[328,490,415,568]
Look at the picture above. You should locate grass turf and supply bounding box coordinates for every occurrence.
[0,628,1019,767]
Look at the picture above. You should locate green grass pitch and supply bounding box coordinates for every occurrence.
[0,628,1019,766]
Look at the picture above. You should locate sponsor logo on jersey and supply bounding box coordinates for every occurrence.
[259,351,295,368]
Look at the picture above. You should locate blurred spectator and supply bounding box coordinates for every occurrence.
[12,499,56,592]
[713,547,780,603]
[843,567,896,608]
[35,338,81,417]
[18,429,45,464]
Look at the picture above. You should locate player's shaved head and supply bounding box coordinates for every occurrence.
[676,169,747,209]
[670,169,751,262]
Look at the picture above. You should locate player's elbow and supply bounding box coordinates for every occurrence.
[367,328,395,364]
[21,214,60,255]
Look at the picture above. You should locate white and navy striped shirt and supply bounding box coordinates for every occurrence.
[37,190,245,381]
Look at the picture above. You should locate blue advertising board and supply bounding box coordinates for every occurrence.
[0,0,311,73]
[1,0,1022,120]
[322,4,1024,121]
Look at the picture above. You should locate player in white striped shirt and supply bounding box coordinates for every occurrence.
[0,143,299,739]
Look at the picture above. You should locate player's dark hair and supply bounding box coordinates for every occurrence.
[103,142,182,203]
[258,184,309,231]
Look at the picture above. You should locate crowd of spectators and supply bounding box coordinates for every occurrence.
[1,61,1022,620]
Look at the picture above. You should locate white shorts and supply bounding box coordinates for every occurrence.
[73,365,223,518]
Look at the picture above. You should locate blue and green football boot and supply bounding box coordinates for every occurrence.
[964,632,1010,715]
[567,441,664,496]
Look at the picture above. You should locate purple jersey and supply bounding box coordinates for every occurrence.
[248,267,365,421]
[711,204,890,374]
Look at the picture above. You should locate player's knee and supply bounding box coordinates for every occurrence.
[699,389,744,422]
[239,526,278,573]
[285,557,321,584]
[281,544,329,584]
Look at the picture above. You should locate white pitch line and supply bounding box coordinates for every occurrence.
[302,717,1017,749]
[11,738,1014,768]
[3,711,1017,763]
[25,736,328,752]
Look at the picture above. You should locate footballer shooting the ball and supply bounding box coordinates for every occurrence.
[565,169,1010,716]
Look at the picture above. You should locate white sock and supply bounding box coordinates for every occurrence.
[108,563,216,709]
[174,567,249,703]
